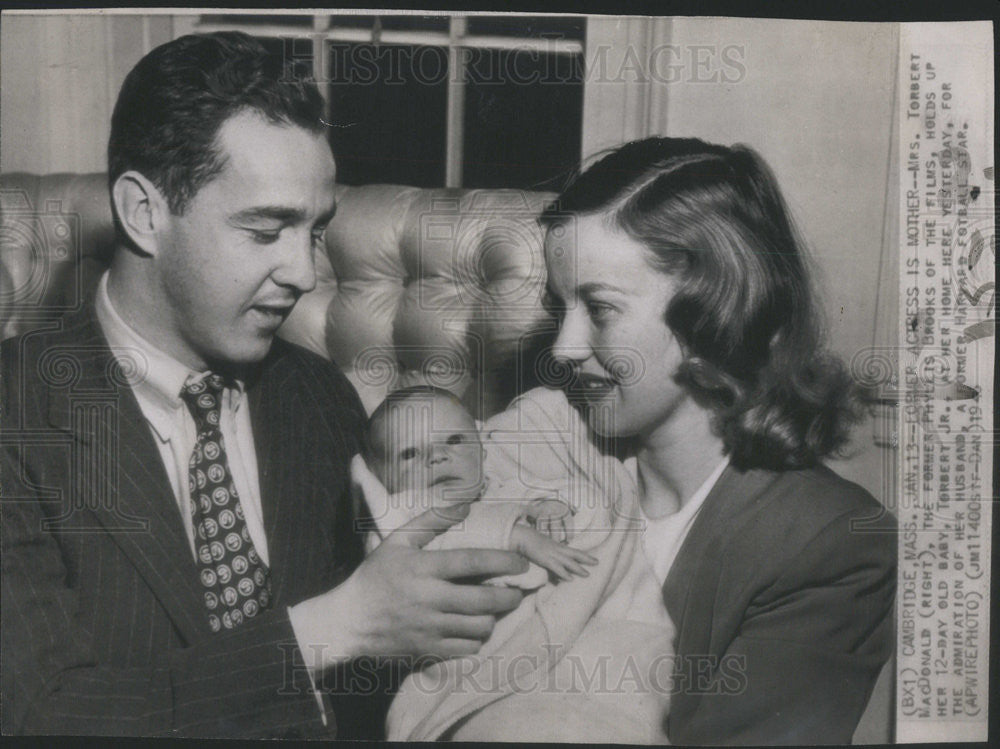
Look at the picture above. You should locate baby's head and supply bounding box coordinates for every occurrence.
[365,386,485,506]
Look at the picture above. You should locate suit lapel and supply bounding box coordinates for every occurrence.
[45,307,210,644]
[250,346,356,608]
[662,464,777,653]
[250,351,311,607]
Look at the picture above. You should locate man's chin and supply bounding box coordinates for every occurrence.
[203,336,276,370]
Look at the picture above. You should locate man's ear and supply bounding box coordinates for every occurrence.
[111,171,169,256]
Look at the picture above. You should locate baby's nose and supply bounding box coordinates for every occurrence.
[428,446,450,464]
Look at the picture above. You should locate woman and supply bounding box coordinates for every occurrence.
[522,136,895,744]
[370,137,894,743]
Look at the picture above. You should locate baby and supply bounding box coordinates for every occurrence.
[353,385,676,743]
[358,385,596,586]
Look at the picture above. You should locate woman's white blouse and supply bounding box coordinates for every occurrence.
[633,457,730,585]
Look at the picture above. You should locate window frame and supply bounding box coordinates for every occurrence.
[173,12,585,188]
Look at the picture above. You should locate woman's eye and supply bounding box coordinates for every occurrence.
[586,301,614,320]
[399,447,418,461]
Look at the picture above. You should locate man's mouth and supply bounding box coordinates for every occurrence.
[250,303,294,326]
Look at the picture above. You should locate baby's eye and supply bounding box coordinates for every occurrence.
[445,433,465,446]
[399,447,418,461]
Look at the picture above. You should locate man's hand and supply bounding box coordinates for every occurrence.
[508,523,597,582]
[289,503,528,676]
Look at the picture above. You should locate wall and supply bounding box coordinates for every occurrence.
[3,12,900,499]
[1,13,174,174]
[583,17,900,500]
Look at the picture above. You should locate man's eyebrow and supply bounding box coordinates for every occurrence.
[315,201,337,226]
[228,201,337,226]
[229,206,307,224]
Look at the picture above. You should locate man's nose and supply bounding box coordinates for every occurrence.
[550,307,591,365]
[272,234,317,294]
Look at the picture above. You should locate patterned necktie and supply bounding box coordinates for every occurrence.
[181,373,271,632]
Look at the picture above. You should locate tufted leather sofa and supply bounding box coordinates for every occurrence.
[0,173,558,417]
[0,170,893,742]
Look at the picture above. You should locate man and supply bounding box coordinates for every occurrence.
[1,32,526,738]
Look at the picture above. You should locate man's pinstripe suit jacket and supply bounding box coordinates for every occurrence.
[1,304,381,737]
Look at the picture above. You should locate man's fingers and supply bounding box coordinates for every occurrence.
[436,613,496,641]
[428,547,528,580]
[433,638,484,658]
[437,581,524,615]
[381,503,472,548]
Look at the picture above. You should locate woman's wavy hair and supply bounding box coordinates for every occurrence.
[540,137,862,470]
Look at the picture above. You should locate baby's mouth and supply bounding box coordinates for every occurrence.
[431,474,464,487]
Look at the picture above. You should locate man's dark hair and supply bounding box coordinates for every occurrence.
[108,31,326,220]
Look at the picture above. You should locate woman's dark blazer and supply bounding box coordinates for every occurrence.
[662,463,896,745]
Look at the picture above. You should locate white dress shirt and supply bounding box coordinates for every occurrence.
[635,457,730,585]
[96,272,330,723]
[95,272,270,566]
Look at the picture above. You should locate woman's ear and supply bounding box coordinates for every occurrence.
[111,171,168,257]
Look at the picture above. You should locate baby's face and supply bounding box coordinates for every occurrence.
[372,394,485,505]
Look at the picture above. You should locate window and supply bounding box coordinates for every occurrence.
[179,13,585,190]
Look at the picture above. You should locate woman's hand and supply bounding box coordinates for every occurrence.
[509,522,597,582]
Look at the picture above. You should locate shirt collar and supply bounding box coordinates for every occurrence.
[94,272,245,440]
[685,457,730,512]
[633,455,730,524]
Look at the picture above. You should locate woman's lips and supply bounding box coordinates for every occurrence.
[569,373,617,397]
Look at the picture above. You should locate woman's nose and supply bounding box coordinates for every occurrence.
[550,308,591,364]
